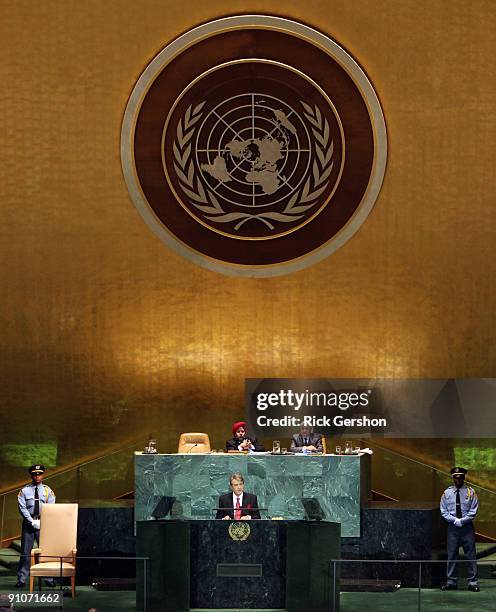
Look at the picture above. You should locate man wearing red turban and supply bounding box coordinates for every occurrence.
[226,421,265,452]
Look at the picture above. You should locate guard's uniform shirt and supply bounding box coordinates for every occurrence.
[440,484,478,586]
[18,483,55,523]
[440,485,478,524]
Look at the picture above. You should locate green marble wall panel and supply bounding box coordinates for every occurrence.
[135,453,366,536]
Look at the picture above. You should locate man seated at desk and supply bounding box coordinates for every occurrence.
[290,425,323,453]
[216,472,261,520]
[226,421,265,452]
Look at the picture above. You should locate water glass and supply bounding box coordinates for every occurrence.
[144,439,157,454]
[272,440,281,453]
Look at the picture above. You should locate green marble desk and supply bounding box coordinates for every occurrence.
[135,452,369,537]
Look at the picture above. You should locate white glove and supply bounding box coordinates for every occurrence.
[453,518,462,527]
[32,519,40,530]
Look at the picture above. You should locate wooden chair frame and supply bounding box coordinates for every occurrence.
[30,547,77,598]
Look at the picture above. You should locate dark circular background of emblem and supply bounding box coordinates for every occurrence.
[121,16,387,276]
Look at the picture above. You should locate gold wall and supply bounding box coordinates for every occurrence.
[1,1,495,489]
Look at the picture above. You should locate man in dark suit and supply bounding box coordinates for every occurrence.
[226,421,265,452]
[216,472,261,520]
[290,425,323,453]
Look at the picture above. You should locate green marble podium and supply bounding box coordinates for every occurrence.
[135,452,369,537]
[136,519,341,612]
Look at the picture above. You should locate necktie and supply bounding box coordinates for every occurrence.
[304,438,308,446]
[455,489,462,518]
[34,487,40,518]
[235,497,241,520]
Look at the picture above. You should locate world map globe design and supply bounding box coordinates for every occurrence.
[164,59,346,240]
[194,93,312,209]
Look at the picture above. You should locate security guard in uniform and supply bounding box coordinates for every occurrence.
[16,465,56,588]
[440,466,479,592]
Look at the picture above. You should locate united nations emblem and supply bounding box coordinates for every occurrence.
[228,521,251,541]
[122,16,387,276]
[167,61,343,240]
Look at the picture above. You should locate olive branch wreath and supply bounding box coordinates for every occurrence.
[173,100,334,231]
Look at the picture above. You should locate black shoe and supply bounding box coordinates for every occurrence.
[441,583,458,591]
[468,584,480,592]
[15,580,25,588]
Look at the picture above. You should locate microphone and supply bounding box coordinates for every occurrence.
[187,443,198,453]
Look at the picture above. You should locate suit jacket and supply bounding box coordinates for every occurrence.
[290,432,323,453]
[216,492,261,519]
[225,436,265,452]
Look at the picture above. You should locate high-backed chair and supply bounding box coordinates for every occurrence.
[30,503,78,598]
[177,432,211,453]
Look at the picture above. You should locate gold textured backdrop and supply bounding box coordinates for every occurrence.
[1,1,495,489]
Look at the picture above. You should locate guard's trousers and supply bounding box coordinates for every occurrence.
[17,520,39,583]
[446,523,478,586]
